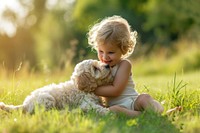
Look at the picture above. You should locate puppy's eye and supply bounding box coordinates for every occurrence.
[93,66,100,72]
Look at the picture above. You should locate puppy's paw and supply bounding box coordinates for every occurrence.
[0,102,6,109]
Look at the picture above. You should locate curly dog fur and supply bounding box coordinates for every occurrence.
[0,59,113,115]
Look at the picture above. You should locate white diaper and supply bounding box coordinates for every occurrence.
[108,95,138,110]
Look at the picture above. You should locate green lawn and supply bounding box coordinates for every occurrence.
[0,70,199,133]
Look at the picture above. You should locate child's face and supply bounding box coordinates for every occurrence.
[97,43,123,67]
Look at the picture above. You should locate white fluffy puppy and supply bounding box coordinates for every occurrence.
[0,59,113,114]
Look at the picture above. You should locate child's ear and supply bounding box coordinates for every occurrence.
[75,72,97,92]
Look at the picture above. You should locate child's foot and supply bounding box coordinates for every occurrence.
[166,106,182,115]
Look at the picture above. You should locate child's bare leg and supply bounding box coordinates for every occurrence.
[109,105,141,117]
[151,100,164,113]
[134,94,164,113]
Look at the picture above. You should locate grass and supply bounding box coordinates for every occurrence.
[0,68,199,133]
[134,71,200,133]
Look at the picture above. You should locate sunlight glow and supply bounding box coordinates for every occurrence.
[0,0,74,37]
[46,0,58,9]
[0,0,28,37]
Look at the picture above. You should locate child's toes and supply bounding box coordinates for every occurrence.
[166,106,182,115]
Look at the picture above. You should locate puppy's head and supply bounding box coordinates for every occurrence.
[71,59,113,92]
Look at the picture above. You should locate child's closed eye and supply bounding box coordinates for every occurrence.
[109,52,115,54]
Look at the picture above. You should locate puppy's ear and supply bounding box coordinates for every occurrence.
[76,72,97,92]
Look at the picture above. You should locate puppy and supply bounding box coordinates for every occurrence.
[0,59,113,114]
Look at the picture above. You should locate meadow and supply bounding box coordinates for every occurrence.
[0,44,199,133]
[0,68,199,133]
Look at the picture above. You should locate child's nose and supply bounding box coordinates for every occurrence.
[103,54,109,60]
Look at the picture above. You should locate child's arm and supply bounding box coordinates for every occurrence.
[95,60,132,97]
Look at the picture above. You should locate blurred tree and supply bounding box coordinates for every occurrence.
[0,0,37,71]
[71,0,148,60]
[0,0,199,72]
[0,0,76,71]
[0,29,36,71]
[143,0,200,45]
[31,0,77,70]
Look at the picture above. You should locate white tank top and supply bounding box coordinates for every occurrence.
[107,63,138,106]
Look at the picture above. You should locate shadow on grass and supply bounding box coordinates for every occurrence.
[0,108,180,133]
[86,110,180,133]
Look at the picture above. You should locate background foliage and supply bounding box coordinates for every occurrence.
[0,0,200,73]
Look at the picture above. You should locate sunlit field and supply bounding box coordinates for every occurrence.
[0,0,200,132]
[0,54,199,133]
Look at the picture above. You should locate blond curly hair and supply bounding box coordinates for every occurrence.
[88,15,137,58]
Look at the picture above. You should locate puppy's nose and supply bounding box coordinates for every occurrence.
[105,64,110,69]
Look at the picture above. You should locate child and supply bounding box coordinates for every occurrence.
[87,15,164,117]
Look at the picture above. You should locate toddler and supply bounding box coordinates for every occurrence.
[87,15,164,117]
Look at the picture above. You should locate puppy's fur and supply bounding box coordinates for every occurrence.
[0,59,113,114]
